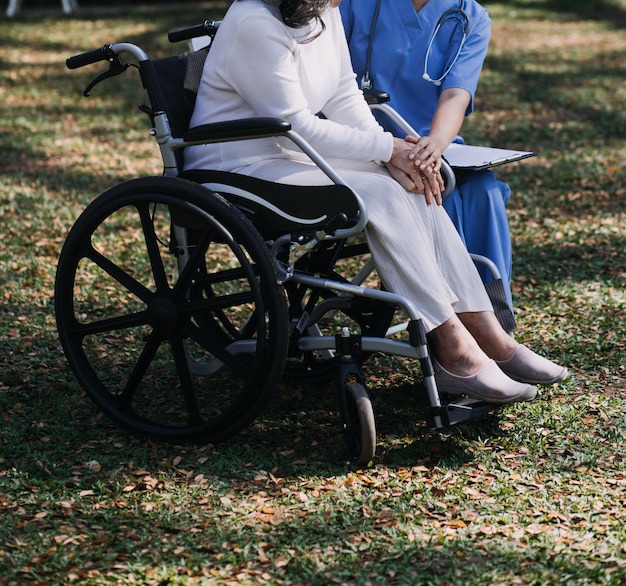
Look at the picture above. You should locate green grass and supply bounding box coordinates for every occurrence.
[1,1,626,584]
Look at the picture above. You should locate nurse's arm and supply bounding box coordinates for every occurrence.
[428,87,472,153]
[407,88,471,173]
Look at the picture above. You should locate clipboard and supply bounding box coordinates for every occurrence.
[443,143,536,171]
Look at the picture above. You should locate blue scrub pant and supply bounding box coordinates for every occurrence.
[442,170,513,311]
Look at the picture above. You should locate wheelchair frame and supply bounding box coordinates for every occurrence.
[56,21,499,465]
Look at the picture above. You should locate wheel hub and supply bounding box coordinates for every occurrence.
[148,296,179,333]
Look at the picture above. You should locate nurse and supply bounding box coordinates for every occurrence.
[340,0,515,311]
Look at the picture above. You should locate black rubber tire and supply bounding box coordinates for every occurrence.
[343,381,376,466]
[55,176,288,444]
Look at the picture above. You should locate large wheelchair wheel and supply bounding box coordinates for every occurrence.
[55,176,288,444]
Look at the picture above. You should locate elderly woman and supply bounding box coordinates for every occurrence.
[184,0,568,403]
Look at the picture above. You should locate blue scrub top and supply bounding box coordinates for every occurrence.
[340,0,491,139]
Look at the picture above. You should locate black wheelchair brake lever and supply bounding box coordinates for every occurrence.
[83,55,129,97]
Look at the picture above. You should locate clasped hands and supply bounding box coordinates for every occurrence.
[385,135,445,205]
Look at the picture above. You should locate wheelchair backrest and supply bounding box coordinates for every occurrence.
[145,47,209,175]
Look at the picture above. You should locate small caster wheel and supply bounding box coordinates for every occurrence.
[343,381,376,466]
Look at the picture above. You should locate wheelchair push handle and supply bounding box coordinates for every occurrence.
[168,20,220,43]
[66,43,150,97]
[66,45,114,69]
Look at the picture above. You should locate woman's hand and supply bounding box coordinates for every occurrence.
[388,137,444,205]
[384,160,417,193]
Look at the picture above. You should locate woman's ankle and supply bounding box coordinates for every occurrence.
[457,311,519,361]
[428,316,489,376]
[434,352,487,377]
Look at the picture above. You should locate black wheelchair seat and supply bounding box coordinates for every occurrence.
[180,169,361,239]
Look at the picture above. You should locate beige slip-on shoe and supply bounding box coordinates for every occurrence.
[496,345,568,385]
[433,358,538,404]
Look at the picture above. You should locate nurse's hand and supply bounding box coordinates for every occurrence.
[406,135,443,174]
[405,135,444,205]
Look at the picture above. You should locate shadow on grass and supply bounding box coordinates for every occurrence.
[1,329,506,483]
[2,447,601,585]
[542,0,626,27]
[245,378,503,471]
[0,3,228,61]
[514,232,626,283]
[0,306,601,584]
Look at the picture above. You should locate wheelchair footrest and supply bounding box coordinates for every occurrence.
[425,397,498,428]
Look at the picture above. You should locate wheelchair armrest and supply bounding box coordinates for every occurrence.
[183,117,291,143]
[362,88,391,106]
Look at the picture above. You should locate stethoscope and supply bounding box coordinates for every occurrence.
[361,0,470,90]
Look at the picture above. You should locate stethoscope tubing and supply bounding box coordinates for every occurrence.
[422,2,469,86]
[362,0,470,90]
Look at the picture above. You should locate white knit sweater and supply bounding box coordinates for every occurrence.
[184,0,394,173]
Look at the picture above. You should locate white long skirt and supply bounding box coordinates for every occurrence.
[235,156,493,332]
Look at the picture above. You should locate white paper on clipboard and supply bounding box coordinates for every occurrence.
[443,143,536,171]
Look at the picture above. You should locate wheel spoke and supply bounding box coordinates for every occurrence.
[85,245,153,303]
[180,315,260,373]
[172,224,215,297]
[168,333,203,426]
[138,203,170,293]
[70,309,151,337]
[117,330,161,408]
[182,291,257,316]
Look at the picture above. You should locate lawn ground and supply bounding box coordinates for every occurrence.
[1,1,625,584]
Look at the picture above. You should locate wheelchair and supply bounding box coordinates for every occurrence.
[56,20,502,465]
